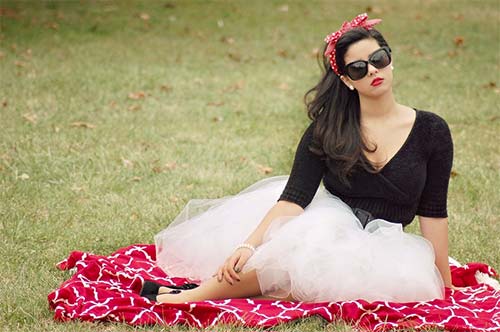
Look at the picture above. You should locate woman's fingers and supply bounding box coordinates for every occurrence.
[216,250,253,285]
[229,256,241,282]
[223,264,235,285]
[224,255,239,284]
[234,256,242,273]
[216,258,230,282]
[216,266,223,282]
[233,253,249,275]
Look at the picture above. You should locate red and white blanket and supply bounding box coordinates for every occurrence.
[48,244,500,331]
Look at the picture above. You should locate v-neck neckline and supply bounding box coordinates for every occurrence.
[365,108,419,173]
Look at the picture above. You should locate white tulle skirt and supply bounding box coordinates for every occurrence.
[154,175,444,303]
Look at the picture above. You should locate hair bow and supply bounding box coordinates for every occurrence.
[324,13,382,75]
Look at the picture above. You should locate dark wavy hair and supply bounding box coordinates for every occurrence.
[306,27,390,187]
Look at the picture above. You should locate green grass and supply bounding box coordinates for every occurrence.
[1,1,499,331]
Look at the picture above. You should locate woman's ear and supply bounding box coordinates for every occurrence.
[340,75,355,91]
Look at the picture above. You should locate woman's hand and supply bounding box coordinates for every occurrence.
[214,248,254,285]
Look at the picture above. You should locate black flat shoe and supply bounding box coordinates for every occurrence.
[143,289,181,302]
[140,281,199,297]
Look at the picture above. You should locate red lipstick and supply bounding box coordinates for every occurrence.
[371,77,384,86]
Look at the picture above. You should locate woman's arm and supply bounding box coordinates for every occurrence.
[243,200,304,248]
[418,215,452,287]
[216,200,303,284]
[218,122,323,284]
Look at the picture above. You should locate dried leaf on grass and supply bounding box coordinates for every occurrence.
[220,36,235,44]
[256,164,273,174]
[412,48,423,57]
[70,122,96,129]
[483,82,497,89]
[160,84,172,92]
[278,82,289,90]
[278,5,289,12]
[277,49,288,58]
[221,80,244,93]
[454,36,464,47]
[122,158,134,169]
[46,22,59,30]
[227,52,241,62]
[365,6,383,14]
[482,82,500,94]
[0,7,20,19]
[18,173,30,180]
[152,161,178,174]
[164,162,177,170]
[71,184,84,192]
[128,104,141,112]
[15,60,27,67]
[139,13,150,21]
[128,91,146,100]
[243,158,273,174]
[22,113,37,124]
[207,101,224,107]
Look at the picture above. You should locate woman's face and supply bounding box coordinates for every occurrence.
[341,38,393,97]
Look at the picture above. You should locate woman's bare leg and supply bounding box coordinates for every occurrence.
[156,269,296,303]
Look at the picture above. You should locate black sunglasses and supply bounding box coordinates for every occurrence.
[343,46,392,81]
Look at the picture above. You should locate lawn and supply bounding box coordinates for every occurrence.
[0,1,498,331]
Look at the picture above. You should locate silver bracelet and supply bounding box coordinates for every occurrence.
[235,243,256,254]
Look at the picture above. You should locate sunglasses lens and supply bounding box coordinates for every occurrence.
[370,48,391,69]
[346,61,367,80]
[344,48,391,81]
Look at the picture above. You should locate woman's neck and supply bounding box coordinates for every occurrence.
[358,91,399,124]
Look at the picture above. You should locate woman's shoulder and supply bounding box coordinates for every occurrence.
[413,109,453,151]
[415,108,450,129]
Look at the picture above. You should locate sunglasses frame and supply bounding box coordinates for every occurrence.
[343,46,392,81]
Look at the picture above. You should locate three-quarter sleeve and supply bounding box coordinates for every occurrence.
[416,117,454,218]
[278,122,327,209]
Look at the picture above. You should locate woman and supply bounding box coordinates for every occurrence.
[145,13,454,304]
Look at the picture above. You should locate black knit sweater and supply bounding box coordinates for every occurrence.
[278,109,454,226]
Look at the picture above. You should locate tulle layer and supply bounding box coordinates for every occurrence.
[154,175,444,303]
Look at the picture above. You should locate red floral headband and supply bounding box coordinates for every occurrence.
[324,13,382,76]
